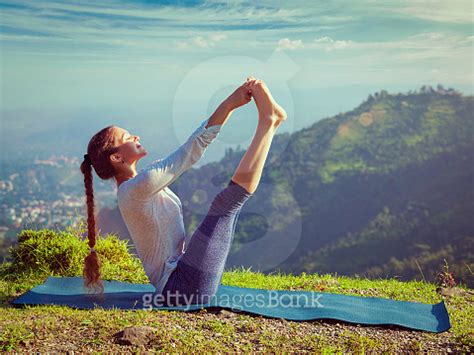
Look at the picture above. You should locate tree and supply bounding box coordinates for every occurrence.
[380,90,389,98]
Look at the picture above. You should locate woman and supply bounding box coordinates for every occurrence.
[80,76,287,305]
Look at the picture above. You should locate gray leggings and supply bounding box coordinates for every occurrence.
[160,179,253,306]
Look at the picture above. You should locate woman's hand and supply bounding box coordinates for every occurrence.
[206,77,257,128]
[225,80,253,110]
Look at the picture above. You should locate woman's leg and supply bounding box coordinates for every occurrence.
[161,78,287,305]
[161,178,252,305]
[230,78,287,194]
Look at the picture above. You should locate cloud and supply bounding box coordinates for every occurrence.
[0,0,307,31]
[1,0,472,95]
[275,32,473,64]
[176,33,227,49]
[312,36,353,51]
[277,36,354,52]
[276,36,353,52]
[209,33,227,42]
[276,38,304,51]
[383,1,473,24]
[0,0,358,52]
[0,0,313,58]
[3,0,471,67]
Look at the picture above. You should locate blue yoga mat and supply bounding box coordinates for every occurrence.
[11,276,450,333]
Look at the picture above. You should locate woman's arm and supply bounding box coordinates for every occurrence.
[206,82,252,128]
[124,117,221,200]
[122,81,252,200]
[206,98,234,129]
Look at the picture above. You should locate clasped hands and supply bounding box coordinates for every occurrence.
[226,75,261,110]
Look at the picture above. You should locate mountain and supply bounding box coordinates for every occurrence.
[171,85,474,287]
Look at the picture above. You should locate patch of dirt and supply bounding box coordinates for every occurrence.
[337,124,350,137]
[358,112,374,127]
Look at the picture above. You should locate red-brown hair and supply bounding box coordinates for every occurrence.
[80,125,120,294]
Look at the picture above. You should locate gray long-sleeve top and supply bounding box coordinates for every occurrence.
[117,118,222,294]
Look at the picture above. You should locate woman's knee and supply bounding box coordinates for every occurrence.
[209,182,252,217]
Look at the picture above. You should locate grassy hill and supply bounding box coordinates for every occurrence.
[170,86,473,287]
[0,229,472,352]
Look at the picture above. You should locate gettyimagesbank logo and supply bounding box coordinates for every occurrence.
[141,290,323,311]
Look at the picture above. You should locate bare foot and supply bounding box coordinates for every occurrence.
[246,77,287,128]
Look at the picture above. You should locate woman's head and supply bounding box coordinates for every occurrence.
[108,126,147,171]
[79,125,147,293]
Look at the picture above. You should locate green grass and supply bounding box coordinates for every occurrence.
[0,228,472,352]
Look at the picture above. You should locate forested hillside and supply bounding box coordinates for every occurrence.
[172,86,473,286]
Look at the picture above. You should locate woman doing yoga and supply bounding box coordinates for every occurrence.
[80,76,287,305]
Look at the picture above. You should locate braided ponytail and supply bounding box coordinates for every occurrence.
[80,154,104,294]
[81,125,120,294]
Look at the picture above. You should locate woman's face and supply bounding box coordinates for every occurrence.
[111,126,147,164]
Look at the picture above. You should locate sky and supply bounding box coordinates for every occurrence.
[0,0,473,164]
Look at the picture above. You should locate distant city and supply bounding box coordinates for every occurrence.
[33,155,79,167]
[0,155,118,253]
